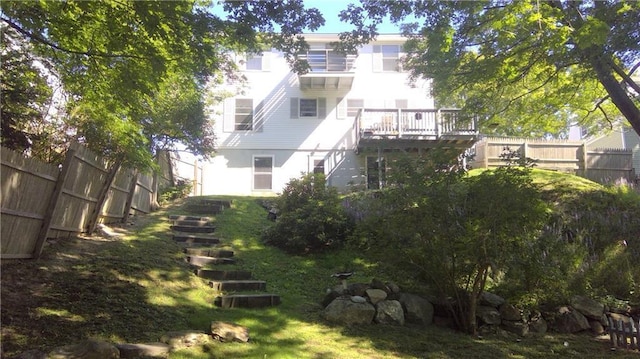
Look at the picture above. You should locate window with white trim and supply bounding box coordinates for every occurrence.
[382,45,401,71]
[347,99,364,117]
[290,97,327,119]
[253,156,273,190]
[245,54,263,70]
[235,99,253,131]
[313,159,325,174]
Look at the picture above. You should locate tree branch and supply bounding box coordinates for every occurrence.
[1,16,149,60]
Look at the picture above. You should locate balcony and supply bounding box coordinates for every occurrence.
[298,50,357,90]
[354,108,478,152]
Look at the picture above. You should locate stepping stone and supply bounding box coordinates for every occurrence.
[171,225,216,233]
[214,294,281,308]
[184,248,234,258]
[168,215,211,221]
[201,199,232,209]
[172,219,213,227]
[185,204,224,215]
[116,343,170,358]
[209,280,266,292]
[173,234,220,245]
[186,255,235,266]
[195,269,252,280]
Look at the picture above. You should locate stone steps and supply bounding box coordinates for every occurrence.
[214,294,281,309]
[172,219,214,227]
[168,215,212,221]
[209,280,267,292]
[184,248,234,258]
[170,224,216,233]
[173,234,220,245]
[186,255,235,266]
[195,269,253,280]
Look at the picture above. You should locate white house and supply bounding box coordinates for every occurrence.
[199,34,478,196]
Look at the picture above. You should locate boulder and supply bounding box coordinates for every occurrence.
[499,303,522,321]
[9,350,47,359]
[397,293,434,325]
[386,282,401,294]
[529,317,548,334]
[555,306,590,333]
[374,300,405,325]
[323,297,376,325]
[366,289,388,305]
[570,296,604,320]
[48,340,119,359]
[370,278,390,293]
[589,320,605,335]
[501,320,529,337]
[161,330,211,351]
[476,306,501,325]
[347,283,370,297]
[211,321,250,343]
[321,288,342,308]
[480,292,505,308]
[351,295,367,304]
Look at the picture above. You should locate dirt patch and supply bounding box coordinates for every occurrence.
[0,213,192,357]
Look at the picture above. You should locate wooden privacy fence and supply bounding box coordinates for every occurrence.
[1,142,160,259]
[608,316,640,351]
[469,137,635,185]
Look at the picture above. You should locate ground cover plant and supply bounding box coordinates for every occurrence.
[1,187,638,358]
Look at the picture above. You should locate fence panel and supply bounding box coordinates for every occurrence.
[130,173,154,214]
[100,167,136,223]
[1,148,60,259]
[585,149,635,185]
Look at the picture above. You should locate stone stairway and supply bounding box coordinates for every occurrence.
[169,211,280,309]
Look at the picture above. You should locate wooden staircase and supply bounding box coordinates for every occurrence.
[169,210,280,309]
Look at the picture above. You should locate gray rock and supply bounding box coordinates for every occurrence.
[555,306,590,333]
[347,283,369,297]
[370,278,389,293]
[48,340,119,359]
[211,321,250,343]
[570,295,604,320]
[366,289,388,305]
[374,300,405,325]
[529,317,548,334]
[161,330,210,351]
[9,350,47,359]
[480,292,505,308]
[501,320,529,337]
[386,282,401,294]
[323,297,376,325]
[115,343,171,358]
[351,295,367,303]
[477,305,502,325]
[589,320,605,335]
[397,293,434,325]
[499,303,522,321]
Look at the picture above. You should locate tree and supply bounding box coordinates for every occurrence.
[352,152,549,335]
[0,0,324,167]
[338,1,640,138]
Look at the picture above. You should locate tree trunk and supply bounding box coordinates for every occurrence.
[589,53,640,137]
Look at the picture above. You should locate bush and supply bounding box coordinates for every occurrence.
[261,173,353,254]
[158,179,192,205]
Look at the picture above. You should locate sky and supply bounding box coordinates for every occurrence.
[303,0,405,34]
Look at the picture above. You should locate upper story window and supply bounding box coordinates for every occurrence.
[240,51,271,71]
[223,98,264,132]
[336,98,364,119]
[235,99,253,131]
[290,97,327,119]
[373,44,403,72]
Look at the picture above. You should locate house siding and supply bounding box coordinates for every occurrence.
[202,34,435,195]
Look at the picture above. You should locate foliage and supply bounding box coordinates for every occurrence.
[350,151,550,334]
[262,173,353,254]
[338,1,640,138]
[158,179,193,205]
[0,0,325,168]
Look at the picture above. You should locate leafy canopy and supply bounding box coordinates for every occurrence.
[0,0,325,167]
[339,1,640,138]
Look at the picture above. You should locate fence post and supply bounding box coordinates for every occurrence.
[33,146,76,259]
[581,142,588,177]
[87,159,122,234]
[121,170,139,223]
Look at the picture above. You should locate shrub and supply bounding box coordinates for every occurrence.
[261,173,353,254]
[158,179,192,205]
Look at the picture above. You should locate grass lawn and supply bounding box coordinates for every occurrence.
[1,194,638,358]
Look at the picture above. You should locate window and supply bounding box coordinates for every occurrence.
[299,99,317,117]
[242,51,270,71]
[235,99,253,131]
[291,97,326,119]
[366,156,386,190]
[253,156,273,190]
[347,99,364,117]
[373,44,402,72]
[313,159,325,174]
[245,54,263,70]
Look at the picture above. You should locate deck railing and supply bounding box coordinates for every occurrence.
[355,108,477,140]
[298,50,357,72]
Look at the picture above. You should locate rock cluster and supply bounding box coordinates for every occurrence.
[321,279,434,326]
